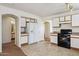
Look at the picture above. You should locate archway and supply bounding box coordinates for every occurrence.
[2,14,20,51]
[44,22,50,41]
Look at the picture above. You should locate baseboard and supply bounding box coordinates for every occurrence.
[2,42,11,45]
[51,42,57,45]
[21,43,28,46]
[71,47,79,50]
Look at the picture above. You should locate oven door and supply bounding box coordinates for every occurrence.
[58,34,70,49]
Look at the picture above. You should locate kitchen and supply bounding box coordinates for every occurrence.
[50,14,79,49]
[1,3,79,56]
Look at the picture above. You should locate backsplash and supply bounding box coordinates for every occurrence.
[53,23,79,33]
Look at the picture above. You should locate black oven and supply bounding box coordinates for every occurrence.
[58,29,72,49]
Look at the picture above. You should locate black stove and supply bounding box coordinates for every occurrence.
[58,29,72,49]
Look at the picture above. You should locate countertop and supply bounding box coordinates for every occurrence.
[50,32,79,38]
[21,32,29,36]
[71,33,79,38]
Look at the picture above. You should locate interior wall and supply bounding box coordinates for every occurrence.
[53,23,79,33]
[10,18,15,39]
[0,15,2,52]
[2,17,12,43]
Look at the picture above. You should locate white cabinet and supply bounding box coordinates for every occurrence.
[21,18,26,27]
[52,18,59,27]
[50,36,57,44]
[65,16,71,21]
[20,36,28,44]
[72,14,79,26]
[60,16,64,22]
[71,38,79,48]
[60,16,71,24]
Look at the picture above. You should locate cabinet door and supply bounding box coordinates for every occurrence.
[52,18,59,27]
[50,36,57,44]
[21,36,27,44]
[72,14,79,26]
[21,18,26,27]
[60,16,64,22]
[71,38,79,48]
[65,16,71,21]
[28,23,37,44]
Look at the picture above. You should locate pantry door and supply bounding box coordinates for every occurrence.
[28,23,36,44]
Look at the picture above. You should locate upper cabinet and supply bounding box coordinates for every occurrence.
[21,18,26,27]
[52,17,59,27]
[59,16,71,24]
[65,15,72,21]
[59,16,65,22]
[72,14,79,26]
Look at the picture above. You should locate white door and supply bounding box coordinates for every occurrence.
[27,23,36,44]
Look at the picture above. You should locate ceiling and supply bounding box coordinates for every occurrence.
[0,3,79,17]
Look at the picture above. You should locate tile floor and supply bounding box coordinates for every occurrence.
[21,41,79,56]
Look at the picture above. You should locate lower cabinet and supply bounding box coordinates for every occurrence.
[50,36,57,44]
[20,36,28,44]
[71,38,79,48]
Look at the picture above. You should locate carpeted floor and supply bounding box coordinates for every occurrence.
[0,41,26,56]
[21,41,79,56]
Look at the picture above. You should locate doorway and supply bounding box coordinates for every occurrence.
[10,18,15,43]
[2,15,16,44]
[44,22,50,41]
[2,14,19,51]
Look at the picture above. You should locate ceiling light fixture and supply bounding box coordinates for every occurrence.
[65,3,73,12]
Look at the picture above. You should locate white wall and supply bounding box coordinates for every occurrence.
[0,14,2,52]
[0,5,44,52]
[2,17,12,43]
[53,23,79,33]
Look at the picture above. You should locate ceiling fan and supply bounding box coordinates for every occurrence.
[65,3,73,12]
